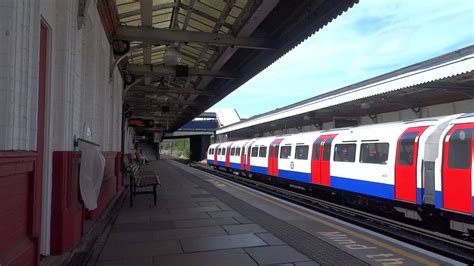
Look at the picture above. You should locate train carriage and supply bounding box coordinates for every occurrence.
[207,113,474,235]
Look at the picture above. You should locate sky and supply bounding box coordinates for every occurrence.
[211,0,474,118]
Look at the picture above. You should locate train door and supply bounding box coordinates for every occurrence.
[268,138,283,176]
[311,134,336,186]
[246,142,254,171]
[213,144,220,165]
[225,144,232,168]
[395,126,428,203]
[442,123,473,214]
[240,144,246,170]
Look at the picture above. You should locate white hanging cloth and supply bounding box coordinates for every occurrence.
[79,142,105,210]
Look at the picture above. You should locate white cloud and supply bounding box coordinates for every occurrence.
[213,0,474,118]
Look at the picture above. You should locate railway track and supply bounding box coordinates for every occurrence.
[187,161,474,264]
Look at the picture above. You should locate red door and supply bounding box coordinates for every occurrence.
[395,126,428,203]
[213,144,220,165]
[225,144,232,168]
[245,142,254,171]
[268,138,283,176]
[240,143,247,170]
[442,123,473,214]
[311,135,336,186]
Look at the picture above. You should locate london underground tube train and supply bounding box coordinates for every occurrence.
[207,114,474,236]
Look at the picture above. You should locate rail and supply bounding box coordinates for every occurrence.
[188,162,474,264]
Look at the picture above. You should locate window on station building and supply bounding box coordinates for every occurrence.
[448,128,472,169]
[251,146,259,157]
[259,146,267,157]
[360,143,389,164]
[295,145,309,160]
[323,139,333,161]
[280,146,292,159]
[398,132,418,166]
[236,147,241,156]
[334,144,356,162]
[230,147,236,156]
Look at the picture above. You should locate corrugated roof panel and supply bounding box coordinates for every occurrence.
[121,14,141,23]
[153,0,174,6]
[117,2,140,15]
[152,7,173,16]
[193,1,221,19]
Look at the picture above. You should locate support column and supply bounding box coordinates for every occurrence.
[189,135,210,162]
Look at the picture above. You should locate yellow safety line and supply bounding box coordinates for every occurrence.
[210,174,440,266]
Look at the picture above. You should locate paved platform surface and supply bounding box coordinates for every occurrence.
[94,159,457,266]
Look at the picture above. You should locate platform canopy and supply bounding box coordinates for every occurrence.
[98,0,358,132]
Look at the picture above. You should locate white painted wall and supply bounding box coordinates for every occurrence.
[0,0,41,151]
[0,0,125,255]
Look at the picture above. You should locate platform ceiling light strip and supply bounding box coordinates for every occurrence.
[217,54,474,134]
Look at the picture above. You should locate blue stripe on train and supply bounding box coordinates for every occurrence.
[417,188,423,205]
[217,161,226,167]
[230,162,240,170]
[331,176,394,200]
[435,190,442,209]
[278,169,311,183]
[250,165,267,175]
[207,160,213,165]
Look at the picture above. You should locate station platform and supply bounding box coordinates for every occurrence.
[91,159,457,266]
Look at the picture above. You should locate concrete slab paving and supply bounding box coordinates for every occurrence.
[153,249,257,266]
[180,233,267,253]
[98,240,182,261]
[207,210,243,218]
[255,232,285,246]
[150,211,210,222]
[152,226,228,240]
[223,223,267,235]
[96,257,153,266]
[244,245,311,265]
[172,217,239,228]
[111,221,175,233]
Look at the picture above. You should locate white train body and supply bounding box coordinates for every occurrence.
[207,114,474,222]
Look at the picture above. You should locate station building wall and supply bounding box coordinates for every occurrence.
[254,99,474,137]
[0,0,124,263]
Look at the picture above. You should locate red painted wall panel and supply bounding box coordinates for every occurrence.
[85,152,120,219]
[0,152,39,265]
[50,151,84,255]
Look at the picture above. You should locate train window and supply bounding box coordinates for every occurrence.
[448,128,472,169]
[259,146,267,157]
[323,139,333,161]
[398,132,417,166]
[218,148,221,155]
[210,149,214,155]
[312,142,320,160]
[360,143,389,164]
[295,145,309,160]
[230,147,236,156]
[251,146,259,157]
[280,146,292,159]
[334,144,356,162]
[236,147,241,156]
[223,148,226,155]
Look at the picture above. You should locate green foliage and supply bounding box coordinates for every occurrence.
[160,138,190,159]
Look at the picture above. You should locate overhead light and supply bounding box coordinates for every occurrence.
[164,46,182,66]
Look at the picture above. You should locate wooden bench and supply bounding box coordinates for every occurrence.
[127,162,161,207]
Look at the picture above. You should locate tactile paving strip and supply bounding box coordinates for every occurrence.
[165,161,368,265]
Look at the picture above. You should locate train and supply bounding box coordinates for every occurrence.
[207,113,474,237]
